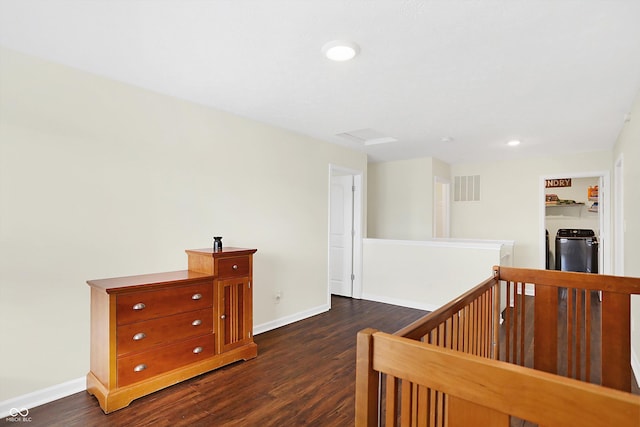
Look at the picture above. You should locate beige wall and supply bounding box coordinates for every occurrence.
[613,89,640,378]
[450,151,612,268]
[0,47,367,401]
[367,157,450,239]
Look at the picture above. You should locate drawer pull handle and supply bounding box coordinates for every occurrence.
[133,332,147,341]
[191,319,202,326]
[191,293,202,300]
[232,264,238,270]
[134,363,147,372]
[132,303,146,310]
[193,346,203,354]
[220,314,226,320]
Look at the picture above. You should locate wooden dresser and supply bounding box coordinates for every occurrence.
[86,247,257,413]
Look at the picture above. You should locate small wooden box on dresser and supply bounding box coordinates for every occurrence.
[86,247,257,413]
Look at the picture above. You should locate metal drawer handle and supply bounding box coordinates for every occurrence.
[193,346,203,354]
[232,264,238,270]
[191,293,202,300]
[132,332,147,341]
[132,303,146,310]
[220,314,226,320]
[191,319,202,326]
[134,363,147,372]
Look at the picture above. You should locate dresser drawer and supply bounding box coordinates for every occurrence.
[117,334,216,387]
[117,308,213,357]
[217,256,250,278]
[116,282,213,325]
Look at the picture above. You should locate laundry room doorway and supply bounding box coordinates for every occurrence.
[540,171,610,274]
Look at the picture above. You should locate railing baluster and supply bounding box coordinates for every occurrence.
[512,282,516,364]
[386,374,398,426]
[576,287,583,380]
[505,281,511,363]
[567,287,574,378]
[585,290,592,383]
[491,282,501,360]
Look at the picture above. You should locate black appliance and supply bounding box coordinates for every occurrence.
[555,229,598,273]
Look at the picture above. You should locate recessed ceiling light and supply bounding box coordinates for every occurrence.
[507,140,521,147]
[322,40,360,61]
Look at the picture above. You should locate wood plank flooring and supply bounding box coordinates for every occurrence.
[7,296,426,427]
[4,295,638,427]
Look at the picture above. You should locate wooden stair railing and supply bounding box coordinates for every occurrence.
[495,266,640,392]
[356,329,640,427]
[395,275,500,358]
[357,267,640,426]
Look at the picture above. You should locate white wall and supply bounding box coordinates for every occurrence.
[367,157,450,240]
[613,89,640,381]
[450,151,612,268]
[0,47,367,401]
[362,238,511,311]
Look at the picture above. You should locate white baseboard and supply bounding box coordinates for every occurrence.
[0,305,331,418]
[0,377,85,418]
[361,292,439,313]
[253,303,330,335]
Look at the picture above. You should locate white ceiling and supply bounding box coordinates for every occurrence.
[1,0,639,164]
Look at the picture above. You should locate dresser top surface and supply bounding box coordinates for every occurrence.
[87,270,213,293]
[185,247,257,258]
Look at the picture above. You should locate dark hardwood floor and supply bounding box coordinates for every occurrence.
[5,295,638,427]
[5,296,426,427]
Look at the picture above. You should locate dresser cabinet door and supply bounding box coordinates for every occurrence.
[216,276,253,353]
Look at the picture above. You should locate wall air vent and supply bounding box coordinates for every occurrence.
[336,128,398,146]
[454,175,480,201]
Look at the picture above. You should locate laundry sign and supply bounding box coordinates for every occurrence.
[545,178,572,188]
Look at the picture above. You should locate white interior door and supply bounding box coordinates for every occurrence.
[329,175,354,297]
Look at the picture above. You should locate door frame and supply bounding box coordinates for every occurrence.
[614,155,624,276]
[433,176,451,238]
[328,164,363,304]
[539,170,611,274]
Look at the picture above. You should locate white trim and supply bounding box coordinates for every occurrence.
[433,176,451,238]
[614,154,624,276]
[363,237,512,251]
[632,347,640,388]
[327,164,364,302]
[253,303,330,335]
[539,170,611,274]
[361,292,440,313]
[0,377,86,418]
[352,173,364,299]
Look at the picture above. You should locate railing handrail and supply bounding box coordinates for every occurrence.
[495,265,640,294]
[394,275,498,340]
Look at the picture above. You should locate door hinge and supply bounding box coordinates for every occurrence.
[248,281,251,289]
[352,185,356,192]
[248,331,252,338]
[351,273,355,281]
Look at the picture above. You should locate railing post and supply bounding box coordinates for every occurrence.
[601,292,631,392]
[534,283,558,374]
[356,328,380,427]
